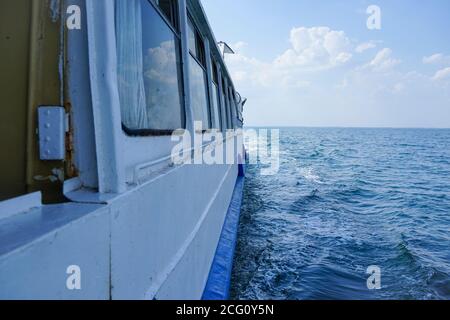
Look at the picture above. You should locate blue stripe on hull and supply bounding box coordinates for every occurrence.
[202,165,245,300]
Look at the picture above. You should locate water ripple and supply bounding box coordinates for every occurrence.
[231,128,450,300]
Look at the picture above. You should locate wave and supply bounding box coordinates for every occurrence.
[298,167,323,184]
[232,128,450,300]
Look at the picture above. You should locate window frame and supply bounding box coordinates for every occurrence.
[187,17,206,68]
[227,86,235,129]
[233,90,243,123]
[210,58,222,131]
[87,0,245,188]
[187,13,212,130]
[119,0,187,137]
[231,88,241,125]
[221,76,233,130]
[153,0,179,31]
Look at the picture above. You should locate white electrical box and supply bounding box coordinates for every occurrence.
[38,106,66,161]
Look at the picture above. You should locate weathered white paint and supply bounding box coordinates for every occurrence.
[66,0,99,189]
[0,163,238,299]
[85,0,126,194]
[0,192,42,221]
[0,203,110,299]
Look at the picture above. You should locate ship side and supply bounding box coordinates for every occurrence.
[0,0,245,300]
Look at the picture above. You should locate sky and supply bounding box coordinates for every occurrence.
[202,0,450,128]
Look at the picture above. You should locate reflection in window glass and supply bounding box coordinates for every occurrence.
[189,56,210,128]
[116,0,184,132]
[187,20,197,57]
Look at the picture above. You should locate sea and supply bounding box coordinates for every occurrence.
[231,127,450,300]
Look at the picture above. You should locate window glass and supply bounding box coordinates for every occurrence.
[212,60,219,84]
[188,18,206,66]
[210,59,221,131]
[189,56,210,128]
[188,17,210,129]
[211,83,221,130]
[196,37,206,67]
[187,20,197,57]
[154,0,178,30]
[221,78,231,129]
[115,0,184,133]
[228,88,236,129]
[227,88,234,129]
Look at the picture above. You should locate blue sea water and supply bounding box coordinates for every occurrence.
[231,127,450,300]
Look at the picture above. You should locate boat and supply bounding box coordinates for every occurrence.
[0,0,245,300]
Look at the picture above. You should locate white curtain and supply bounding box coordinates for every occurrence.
[115,0,148,129]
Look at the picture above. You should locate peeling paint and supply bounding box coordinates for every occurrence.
[56,0,64,106]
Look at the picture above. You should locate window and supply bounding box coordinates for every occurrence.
[154,0,178,30]
[212,60,219,84]
[228,87,236,129]
[210,59,221,130]
[115,0,185,135]
[221,77,232,129]
[187,20,206,66]
[231,89,240,124]
[234,90,243,122]
[221,77,227,129]
[188,17,211,129]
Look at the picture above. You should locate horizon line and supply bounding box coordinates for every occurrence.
[243,125,450,130]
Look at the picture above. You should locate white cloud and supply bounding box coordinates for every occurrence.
[274,27,353,70]
[219,28,450,127]
[432,67,450,81]
[355,41,377,53]
[423,53,450,65]
[226,52,272,86]
[366,48,401,72]
[145,41,178,84]
[225,26,354,89]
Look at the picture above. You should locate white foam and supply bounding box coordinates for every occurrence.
[299,167,323,184]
